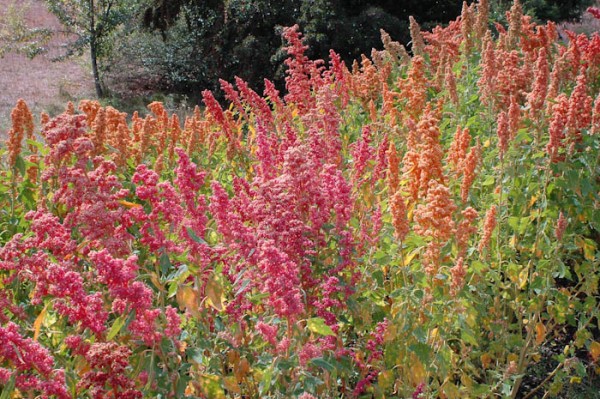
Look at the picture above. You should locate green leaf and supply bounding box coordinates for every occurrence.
[306,318,336,336]
[408,343,431,364]
[14,155,25,177]
[0,372,16,399]
[107,314,126,340]
[249,292,269,304]
[413,326,427,343]
[461,329,479,346]
[482,175,495,186]
[159,252,172,276]
[25,139,45,152]
[186,348,204,364]
[186,227,207,245]
[259,365,274,395]
[310,357,335,372]
[235,279,251,296]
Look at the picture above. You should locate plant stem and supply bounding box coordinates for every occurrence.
[521,361,564,399]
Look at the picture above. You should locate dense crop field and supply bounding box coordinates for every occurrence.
[1,1,599,398]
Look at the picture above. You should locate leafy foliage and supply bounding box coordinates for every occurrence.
[44,0,139,97]
[139,0,461,96]
[0,1,52,58]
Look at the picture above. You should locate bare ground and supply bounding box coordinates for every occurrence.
[0,0,95,131]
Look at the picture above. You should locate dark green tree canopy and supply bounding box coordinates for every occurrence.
[140,0,462,97]
[138,0,593,99]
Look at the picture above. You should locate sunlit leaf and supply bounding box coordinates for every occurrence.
[575,237,597,261]
[33,304,48,341]
[259,365,274,396]
[403,248,420,267]
[590,341,600,362]
[407,353,426,386]
[480,353,492,369]
[107,314,126,341]
[535,322,546,346]
[118,200,141,208]
[222,376,241,394]
[518,267,529,290]
[198,375,225,399]
[177,285,199,316]
[306,318,336,336]
[205,274,225,311]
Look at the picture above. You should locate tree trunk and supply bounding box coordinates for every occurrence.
[89,0,104,98]
[90,39,104,98]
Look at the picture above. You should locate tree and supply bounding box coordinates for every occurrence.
[140,0,408,96]
[491,0,595,22]
[0,1,52,59]
[45,0,134,97]
[138,0,595,99]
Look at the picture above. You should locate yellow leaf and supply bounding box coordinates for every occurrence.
[408,354,426,386]
[33,305,48,341]
[480,353,492,369]
[378,370,394,390]
[403,248,420,267]
[185,382,196,396]
[205,274,225,311]
[198,375,225,399]
[466,308,478,328]
[177,285,199,315]
[234,358,250,383]
[407,201,415,221]
[383,323,397,343]
[248,125,256,142]
[461,374,474,388]
[222,376,241,394]
[575,236,597,261]
[535,322,546,346]
[528,195,537,208]
[518,267,529,289]
[363,189,373,209]
[118,200,142,208]
[441,379,460,399]
[590,341,600,362]
[149,273,165,292]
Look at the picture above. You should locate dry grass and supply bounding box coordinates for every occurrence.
[0,0,95,132]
